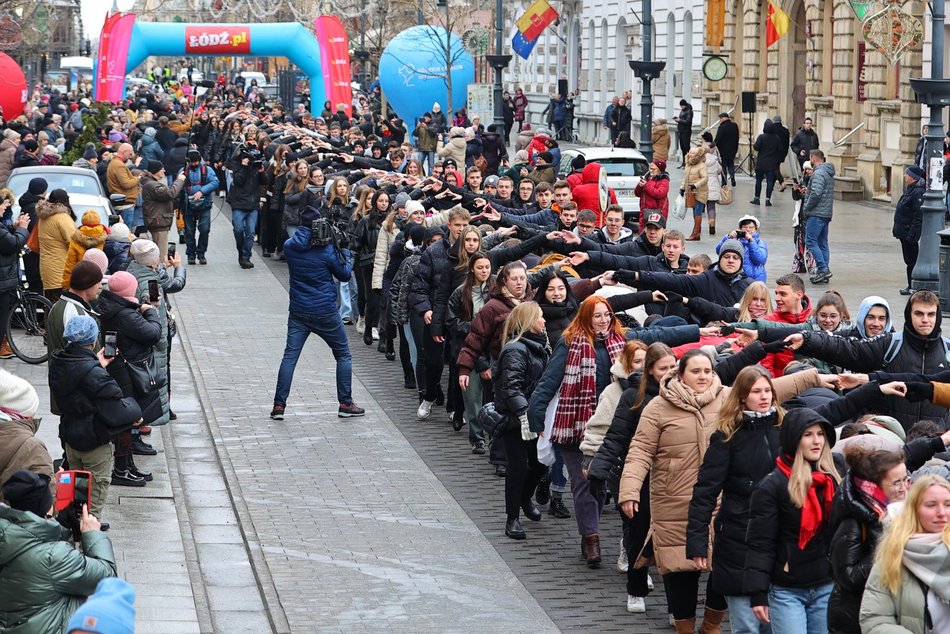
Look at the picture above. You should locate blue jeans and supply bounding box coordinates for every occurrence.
[460,369,485,444]
[274,311,353,406]
[183,205,211,258]
[804,216,831,272]
[693,200,706,218]
[231,208,258,261]
[725,596,772,634]
[417,151,435,175]
[551,444,568,494]
[768,583,832,634]
[337,275,358,322]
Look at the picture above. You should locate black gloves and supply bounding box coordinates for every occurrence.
[762,339,790,353]
[904,382,935,403]
[664,291,684,304]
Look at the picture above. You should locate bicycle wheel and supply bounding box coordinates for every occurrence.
[7,293,53,364]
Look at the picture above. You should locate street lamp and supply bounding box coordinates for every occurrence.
[628,0,663,162]
[486,0,511,144]
[910,0,948,293]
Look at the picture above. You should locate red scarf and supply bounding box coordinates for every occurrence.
[776,456,835,550]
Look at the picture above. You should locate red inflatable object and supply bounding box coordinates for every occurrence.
[0,52,27,119]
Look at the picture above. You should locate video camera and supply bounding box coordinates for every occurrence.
[238,142,265,168]
[311,214,349,252]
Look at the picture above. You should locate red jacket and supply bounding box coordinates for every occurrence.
[568,163,618,225]
[528,135,552,165]
[635,174,670,233]
[760,296,812,377]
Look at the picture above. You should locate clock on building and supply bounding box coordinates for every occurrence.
[702,55,728,82]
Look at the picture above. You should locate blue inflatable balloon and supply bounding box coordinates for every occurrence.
[379,26,475,125]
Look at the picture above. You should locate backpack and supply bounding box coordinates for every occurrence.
[184,164,212,209]
[882,331,950,367]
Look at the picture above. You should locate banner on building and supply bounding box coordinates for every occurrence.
[314,16,353,118]
[511,0,559,60]
[707,0,725,48]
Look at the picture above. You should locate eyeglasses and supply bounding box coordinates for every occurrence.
[888,477,912,490]
[578,224,596,230]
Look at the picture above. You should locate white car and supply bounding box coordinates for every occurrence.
[558,147,650,226]
[7,166,113,227]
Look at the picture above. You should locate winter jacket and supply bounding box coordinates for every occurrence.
[527,323,702,434]
[714,119,740,162]
[392,250,421,326]
[456,290,531,374]
[705,153,722,202]
[136,134,164,164]
[464,137,483,168]
[515,128,534,152]
[183,161,219,210]
[12,150,39,169]
[284,225,353,315]
[790,127,820,163]
[104,238,131,274]
[408,238,450,316]
[105,157,140,201]
[682,152,708,204]
[351,213,382,267]
[513,95,528,122]
[624,265,752,308]
[0,225,28,294]
[753,121,783,172]
[445,282,490,363]
[0,413,53,501]
[716,232,768,282]
[567,163,619,226]
[587,374,655,496]
[17,191,42,232]
[635,174,670,233]
[652,124,671,161]
[61,225,107,289]
[526,164,557,186]
[36,201,75,292]
[828,475,885,634]
[611,105,632,135]
[372,219,402,290]
[494,333,550,418]
[802,161,836,219]
[892,177,925,242]
[49,344,143,451]
[743,408,841,606]
[620,370,820,576]
[578,359,629,459]
[773,122,791,158]
[860,560,940,634]
[437,136,466,166]
[141,172,185,232]
[480,132,506,175]
[413,121,439,152]
[0,506,117,634]
[799,299,950,430]
[225,158,263,210]
[282,185,318,229]
[0,138,19,186]
[676,107,694,137]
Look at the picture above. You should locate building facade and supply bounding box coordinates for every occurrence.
[505,0,704,154]
[702,0,930,200]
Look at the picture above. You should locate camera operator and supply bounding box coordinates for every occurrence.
[270,208,365,421]
[226,142,265,269]
[716,214,768,282]
[0,470,117,633]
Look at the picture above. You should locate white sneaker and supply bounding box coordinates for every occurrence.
[417,400,434,420]
[617,540,629,573]
[447,410,455,422]
[626,595,646,613]
[372,327,380,341]
[356,317,365,335]
[668,614,674,627]
[647,574,654,590]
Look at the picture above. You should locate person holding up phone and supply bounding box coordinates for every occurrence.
[0,470,117,633]
[141,160,186,263]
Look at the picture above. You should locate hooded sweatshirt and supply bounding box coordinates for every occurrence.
[854,296,893,339]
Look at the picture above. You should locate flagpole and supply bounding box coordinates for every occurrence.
[629,0,664,162]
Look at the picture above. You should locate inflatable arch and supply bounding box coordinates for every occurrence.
[94,15,353,116]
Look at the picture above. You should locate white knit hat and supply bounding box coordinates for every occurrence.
[0,370,39,418]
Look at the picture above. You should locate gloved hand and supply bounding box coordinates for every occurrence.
[904,382,935,403]
[664,291,684,304]
[762,338,790,353]
[520,414,537,441]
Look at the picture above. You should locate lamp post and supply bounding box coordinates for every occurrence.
[486,0,511,145]
[628,0,664,162]
[910,0,948,293]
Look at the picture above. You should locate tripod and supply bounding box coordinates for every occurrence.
[735,111,756,176]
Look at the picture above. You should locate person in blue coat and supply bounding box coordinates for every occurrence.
[717,215,768,282]
[271,210,365,420]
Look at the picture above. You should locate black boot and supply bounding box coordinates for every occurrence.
[535,476,551,505]
[129,455,153,481]
[112,468,146,487]
[505,518,526,540]
[131,437,157,456]
[522,502,542,521]
[548,497,571,518]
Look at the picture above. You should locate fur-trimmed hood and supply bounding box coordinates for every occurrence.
[35,200,71,221]
[70,224,107,248]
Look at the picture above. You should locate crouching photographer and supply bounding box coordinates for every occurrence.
[0,470,117,633]
[226,142,265,269]
[270,208,364,421]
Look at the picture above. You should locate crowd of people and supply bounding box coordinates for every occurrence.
[0,70,946,634]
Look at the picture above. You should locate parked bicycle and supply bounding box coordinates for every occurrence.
[6,251,53,364]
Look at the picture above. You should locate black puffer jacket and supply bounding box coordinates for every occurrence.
[892,177,925,243]
[225,158,263,210]
[408,238,450,316]
[352,212,382,267]
[493,332,550,417]
[0,224,28,293]
[282,186,317,228]
[799,297,950,430]
[627,264,752,308]
[753,121,783,172]
[743,408,841,606]
[445,282,490,365]
[163,137,190,176]
[827,474,884,634]
[49,344,143,451]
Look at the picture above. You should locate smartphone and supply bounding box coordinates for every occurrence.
[148,279,160,303]
[54,470,93,512]
[167,242,176,258]
[103,331,117,359]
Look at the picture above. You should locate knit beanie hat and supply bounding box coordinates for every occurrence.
[407,224,426,248]
[130,239,160,266]
[81,211,101,227]
[23,139,38,152]
[108,223,131,242]
[66,578,136,634]
[0,369,39,418]
[1,470,52,517]
[393,192,411,209]
[82,147,98,161]
[537,151,553,164]
[69,261,103,291]
[718,238,744,261]
[27,177,47,195]
[905,165,925,180]
[82,248,109,274]
[405,200,424,215]
[108,271,139,302]
[571,154,586,171]
[146,160,164,175]
[64,314,99,346]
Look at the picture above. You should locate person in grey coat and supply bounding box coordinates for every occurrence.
[801,149,836,284]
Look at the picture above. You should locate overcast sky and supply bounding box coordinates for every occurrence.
[80,0,135,50]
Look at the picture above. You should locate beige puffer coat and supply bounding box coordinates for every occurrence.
[682,148,709,204]
[619,367,821,575]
